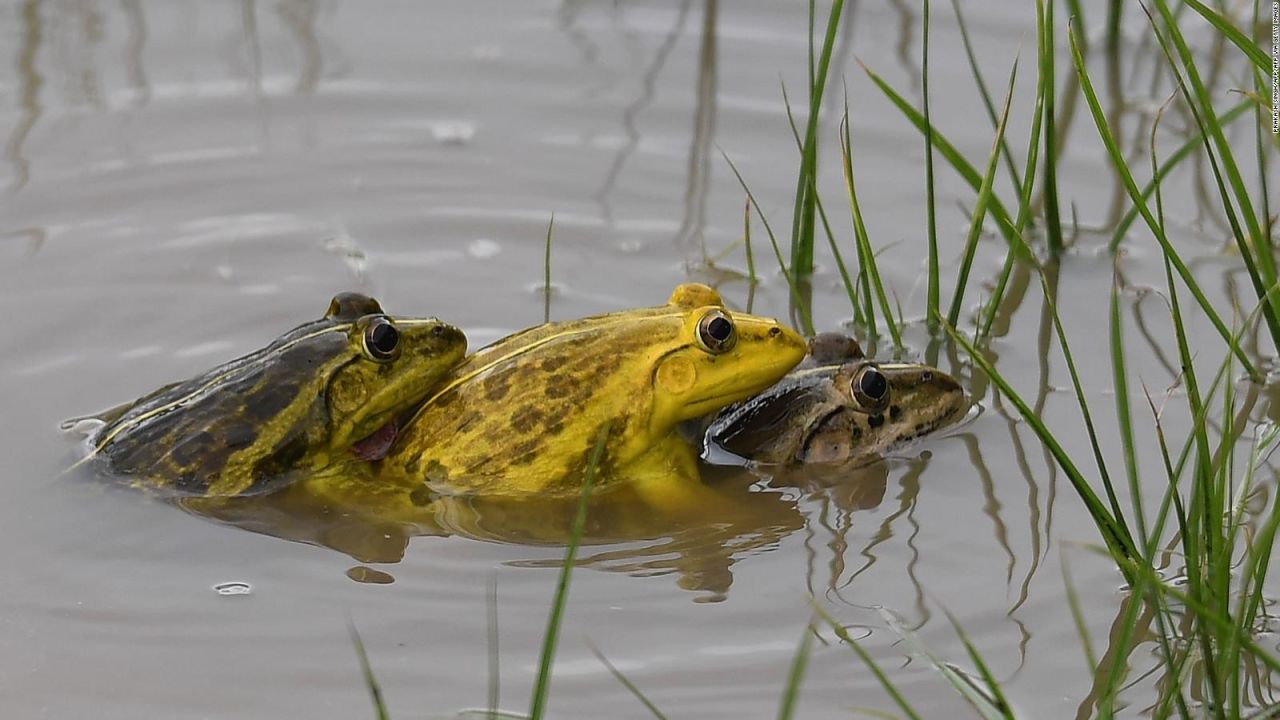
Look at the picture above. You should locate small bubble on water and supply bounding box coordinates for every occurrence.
[431,120,476,145]
[213,582,253,596]
[468,238,502,259]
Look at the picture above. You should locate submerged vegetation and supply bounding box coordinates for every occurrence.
[355,0,1280,717]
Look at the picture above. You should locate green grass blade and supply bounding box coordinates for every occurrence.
[978,6,1047,342]
[942,610,1015,719]
[839,103,902,346]
[721,149,815,334]
[947,57,1018,328]
[788,0,845,279]
[348,621,390,720]
[1144,1,1280,353]
[922,0,940,330]
[1182,0,1270,71]
[528,422,611,720]
[950,0,1022,195]
[776,624,815,720]
[1158,252,1228,717]
[487,576,501,720]
[1035,264,1137,558]
[879,609,1008,720]
[1125,557,1280,677]
[944,318,1138,572]
[1151,0,1269,283]
[1038,0,1064,256]
[1066,22,1259,380]
[543,214,554,324]
[809,602,923,720]
[1110,270,1146,544]
[586,640,670,720]
[811,176,865,328]
[1059,554,1097,670]
[1109,101,1253,252]
[860,62,1022,250]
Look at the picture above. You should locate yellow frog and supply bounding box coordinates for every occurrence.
[379,283,807,508]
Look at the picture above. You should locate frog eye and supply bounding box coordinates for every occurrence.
[696,309,737,354]
[850,365,889,411]
[362,317,400,362]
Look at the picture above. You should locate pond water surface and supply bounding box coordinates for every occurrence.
[1,1,1276,718]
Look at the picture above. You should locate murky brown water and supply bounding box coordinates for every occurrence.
[1,1,1276,717]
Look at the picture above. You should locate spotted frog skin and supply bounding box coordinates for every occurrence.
[80,293,467,497]
[380,283,807,504]
[704,332,967,465]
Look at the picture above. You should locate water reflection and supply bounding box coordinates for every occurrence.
[6,0,42,194]
[592,0,693,229]
[165,450,970,601]
[120,0,149,108]
[179,461,808,599]
[276,0,323,95]
[675,0,716,261]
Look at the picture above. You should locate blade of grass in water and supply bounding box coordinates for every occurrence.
[943,610,1015,719]
[944,317,1138,572]
[1158,244,1228,716]
[543,214,554,325]
[349,621,390,720]
[1144,1,1280,352]
[1110,269,1147,542]
[586,640,669,720]
[1066,23,1259,380]
[860,63,1021,250]
[487,576,501,720]
[811,177,866,330]
[1034,262,1138,561]
[1059,554,1097,670]
[1038,0,1063,256]
[776,624,814,720]
[947,56,1018,328]
[977,0,1048,343]
[788,0,844,279]
[879,609,1008,720]
[922,0,940,331]
[721,150,815,334]
[528,422,611,720]
[743,198,758,287]
[950,0,1022,195]
[1182,0,1270,71]
[1109,100,1252,252]
[783,85,865,330]
[808,602,922,720]
[839,102,901,346]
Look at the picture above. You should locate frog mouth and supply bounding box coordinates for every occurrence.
[350,418,399,461]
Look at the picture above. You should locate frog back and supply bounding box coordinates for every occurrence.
[91,321,348,496]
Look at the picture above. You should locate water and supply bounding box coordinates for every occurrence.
[0,1,1275,717]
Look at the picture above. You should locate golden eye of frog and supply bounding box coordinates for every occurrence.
[381,283,807,499]
[704,332,967,465]
[80,293,467,497]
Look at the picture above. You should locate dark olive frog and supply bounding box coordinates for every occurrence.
[77,293,466,497]
[704,332,968,465]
